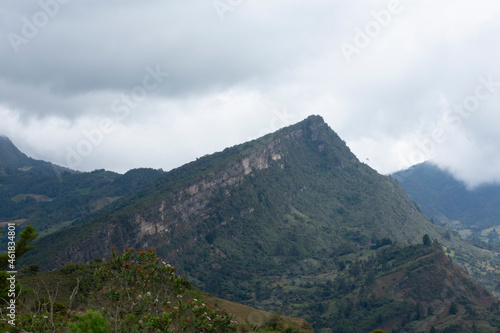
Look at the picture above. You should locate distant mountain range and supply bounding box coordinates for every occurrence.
[4,118,500,331]
[392,162,500,240]
[0,135,69,174]
[0,135,164,239]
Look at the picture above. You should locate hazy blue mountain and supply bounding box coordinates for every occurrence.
[392,162,500,234]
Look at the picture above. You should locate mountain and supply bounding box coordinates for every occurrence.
[282,243,500,332]
[26,115,440,268]
[0,135,66,175]
[0,135,33,169]
[13,116,500,331]
[392,162,500,234]
[0,136,165,241]
[17,243,500,333]
[391,162,500,302]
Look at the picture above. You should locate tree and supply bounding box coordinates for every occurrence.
[423,234,432,247]
[449,301,458,315]
[26,264,41,275]
[488,229,499,243]
[0,225,38,299]
[0,225,38,270]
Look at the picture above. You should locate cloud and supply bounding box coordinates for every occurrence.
[1,0,500,187]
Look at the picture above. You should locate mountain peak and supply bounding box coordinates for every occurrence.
[285,114,327,133]
[302,114,325,124]
[0,135,34,169]
[236,114,359,174]
[288,114,359,165]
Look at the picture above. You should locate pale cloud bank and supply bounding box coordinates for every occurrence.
[1,0,500,188]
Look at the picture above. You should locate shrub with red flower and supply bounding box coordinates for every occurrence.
[92,247,236,332]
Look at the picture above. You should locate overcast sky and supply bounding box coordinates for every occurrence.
[1,0,500,188]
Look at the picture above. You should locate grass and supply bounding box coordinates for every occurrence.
[11,193,53,203]
[37,219,77,238]
[90,196,121,211]
[73,187,92,194]
[0,219,27,227]
[203,295,312,332]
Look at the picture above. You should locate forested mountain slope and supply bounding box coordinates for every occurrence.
[12,116,500,331]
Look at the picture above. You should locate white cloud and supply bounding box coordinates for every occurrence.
[1,0,500,187]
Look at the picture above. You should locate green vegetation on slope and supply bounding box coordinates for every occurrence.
[9,247,311,332]
[0,164,164,247]
[392,162,500,298]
